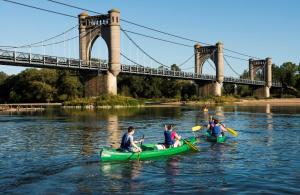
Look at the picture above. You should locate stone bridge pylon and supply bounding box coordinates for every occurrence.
[194,42,224,96]
[249,58,272,97]
[78,9,120,96]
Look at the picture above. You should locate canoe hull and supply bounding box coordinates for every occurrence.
[204,131,226,143]
[100,137,197,162]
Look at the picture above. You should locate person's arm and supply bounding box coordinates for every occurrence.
[221,125,227,132]
[133,140,143,144]
[130,136,142,151]
[174,132,181,140]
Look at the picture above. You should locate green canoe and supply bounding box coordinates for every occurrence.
[204,131,226,143]
[100,137,197,162]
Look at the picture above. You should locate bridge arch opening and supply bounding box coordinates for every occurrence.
[89,36,108,64]
[254,68,264,80]
[201,59,216,75]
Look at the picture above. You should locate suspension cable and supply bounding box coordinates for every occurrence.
[0,27,98,50]
[122,30,193,48]
[1,0,77,18]
[207,60,216,70]
[178,53,195,67]
[223,56,241,77]
[121,28,169,68]
[121,52,143,66]
[224,54,248,61]
[0,25,78,49]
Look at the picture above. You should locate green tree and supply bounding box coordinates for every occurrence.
[29,81,56,102]
[0,71,8,85]
[280,62,298,86]
[170,64,181,71]
[57,70,83,101]
[180,81,196,100]
[223,83,235,95]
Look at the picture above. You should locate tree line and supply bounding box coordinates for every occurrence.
[0,62,299,103]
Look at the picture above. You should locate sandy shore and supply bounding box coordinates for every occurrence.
[234,98,300,105]
[151,98,300,106]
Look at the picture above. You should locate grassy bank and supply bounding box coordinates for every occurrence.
[63,95,144,109]
[63,95,300,109]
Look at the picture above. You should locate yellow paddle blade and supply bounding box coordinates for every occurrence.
[192,126,202,131]
[226,127,238,137]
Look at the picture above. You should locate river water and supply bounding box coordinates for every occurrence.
[1,104,300,194]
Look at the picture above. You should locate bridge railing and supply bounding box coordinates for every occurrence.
[120,64,216,80]
[224,77,265,85]
[272,82,282,87]
[0,49,109,70]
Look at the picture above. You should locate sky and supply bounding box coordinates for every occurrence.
[0,0,299,76]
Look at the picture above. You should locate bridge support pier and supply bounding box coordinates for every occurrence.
[196,81,222,97]
[252,86,270,98]
[83,72,117,97]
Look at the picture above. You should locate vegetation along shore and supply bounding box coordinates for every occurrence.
[0,61,299,108]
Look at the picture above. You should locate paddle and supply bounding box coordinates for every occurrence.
[183,126,201,152]
[183,139,199,152]
[137,135,144,161]
[192,125,202,131]
[220,123,238,137]
[225,127,238,137]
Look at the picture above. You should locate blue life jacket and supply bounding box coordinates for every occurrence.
[164,130,174,146]
[120,133,131,150]
[212,125,221,137]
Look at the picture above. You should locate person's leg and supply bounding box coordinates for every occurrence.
[132,147,142,152]
[174,140,181,147]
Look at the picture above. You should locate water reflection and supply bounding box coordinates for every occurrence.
[266,104,273,146]
[1,105,300,194]
[106,114,120,148]
[209,144,227,189]
[100,161,143,192]
[215,106,225,121]
[165,157,180,185]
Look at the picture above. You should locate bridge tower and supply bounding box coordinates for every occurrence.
[249,58,272,97]
[194,42,224,96]
[78,9,120,96]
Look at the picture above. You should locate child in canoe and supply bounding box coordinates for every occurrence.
[212,118,227,137]
[202,104,209,112]
[164,124,182,148]
[207,115,215,134]
[120,126,144,152]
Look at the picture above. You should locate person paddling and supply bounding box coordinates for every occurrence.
[120,126,144,152]
[212,118,227,137]
[207,115,215,134]
[164,124,182,148]
[203,104,208,112]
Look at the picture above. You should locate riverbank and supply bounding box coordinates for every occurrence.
[234,98,300,105]
[149,97,300,106]
[0,103,61,112]
[2,98,300,112]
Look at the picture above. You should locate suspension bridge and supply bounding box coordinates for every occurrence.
[0,0,282,98]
